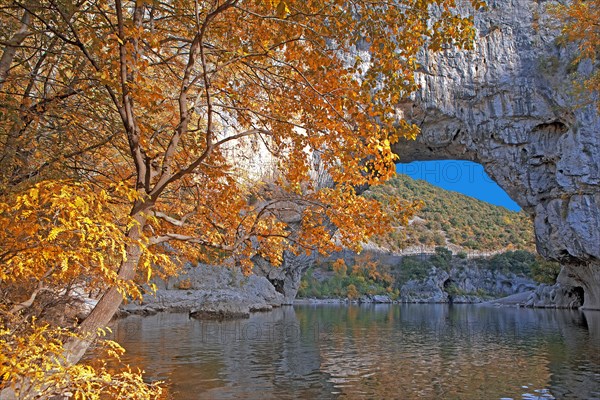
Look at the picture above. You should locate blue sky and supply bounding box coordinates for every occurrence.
[396,160,521,211]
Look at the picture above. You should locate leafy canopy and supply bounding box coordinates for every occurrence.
[0,0,480,397]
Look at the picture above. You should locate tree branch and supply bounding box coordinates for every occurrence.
[9,269,53,314]
[149,1,239,199]
[149,233,233,249]
[151,210,193,227]
[0,8,30,91]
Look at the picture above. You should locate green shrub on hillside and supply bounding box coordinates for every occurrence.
[530,258,561,284]
[485,250,535,275]
[430,246,452,271]
[297,257,398,299]
[298,249,554,299]
[368,174,535,252]
[397,256,431,284]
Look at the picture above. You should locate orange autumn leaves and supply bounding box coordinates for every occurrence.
[0,181,178,301]
[1,0,480,397]
[553,0,600,110]
[1,0,479,270]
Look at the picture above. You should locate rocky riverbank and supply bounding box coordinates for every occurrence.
[295,284,584,309]
[297,249,585,309]
[397,265,538,304]
[118,263,285,319]
[400,265,582,308]
[117,254,584,321]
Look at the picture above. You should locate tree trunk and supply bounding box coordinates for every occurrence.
[0,10,30,91]
[61,210,147,365]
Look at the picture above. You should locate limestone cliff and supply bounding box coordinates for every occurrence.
[391,0,600,309]
[255,0,599,309]
[120,263,285,318]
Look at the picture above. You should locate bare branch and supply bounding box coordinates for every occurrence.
[149,1,240,200]
[149,233,233,250]
[0,8,30,91]
[9,269,53,314]
[151,210,193,227]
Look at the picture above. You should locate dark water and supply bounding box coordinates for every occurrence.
[108,305,600,399]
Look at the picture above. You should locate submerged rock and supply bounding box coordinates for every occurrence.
[486,291,534,307]
[189,300,251,320]
[355,295,393,303]
[370,295,393,303]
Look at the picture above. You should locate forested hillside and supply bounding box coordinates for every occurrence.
[368,174,535,253]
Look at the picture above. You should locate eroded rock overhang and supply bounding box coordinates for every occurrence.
[392,0,600,309]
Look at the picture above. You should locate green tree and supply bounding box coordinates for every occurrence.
[530,258,562,284]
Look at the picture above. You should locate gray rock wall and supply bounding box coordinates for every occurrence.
[120,263,285,318]
[399,264,541,304]
[526,283,584,309]
[393,0,600,309]
[253,251,315,304]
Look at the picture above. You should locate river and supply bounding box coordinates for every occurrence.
[107,305,600,399]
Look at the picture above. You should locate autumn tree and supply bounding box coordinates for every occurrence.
[553,0,600,110]
[1,0,479,396]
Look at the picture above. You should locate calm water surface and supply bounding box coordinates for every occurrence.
[108,305,600,399]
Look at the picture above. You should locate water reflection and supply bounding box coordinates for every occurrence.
[107,305,600,399]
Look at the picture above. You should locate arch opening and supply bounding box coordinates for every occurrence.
[396,160,521,211]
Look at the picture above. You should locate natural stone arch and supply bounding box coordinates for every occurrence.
[392,0,600,309]
[257,0,599,309]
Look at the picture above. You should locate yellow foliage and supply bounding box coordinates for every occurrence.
[332,259,347,277]
[0,0,478,397]
[0,0,477,280]
[0,181,178,302]
[346,284,359,300]
[552,0,600,110]
[176,278,192,290]
[1,181,125,290]
[0,320,163,399]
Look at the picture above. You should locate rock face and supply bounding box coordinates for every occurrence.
[400,268,450,303]
[525,283,584,309]
[120,263,285,318]
[392,0,600,309]
[246,0,600,309]
[399,264,540,304]
[253,251,315,305]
